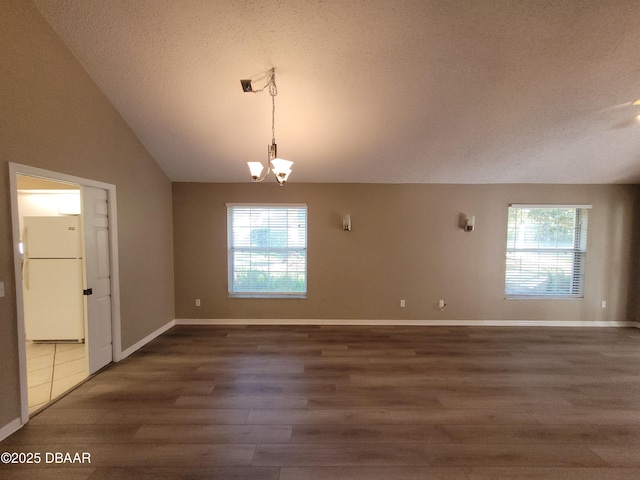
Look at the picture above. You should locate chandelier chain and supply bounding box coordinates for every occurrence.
[269,70,277,145]
[249,69,278,144]
[272,85,276,144]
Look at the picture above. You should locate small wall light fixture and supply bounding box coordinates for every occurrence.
[343,214,352,231]
[464,215,475,232]
[242,69,293,186]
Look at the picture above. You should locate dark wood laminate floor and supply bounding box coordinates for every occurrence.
[2,325,640,479]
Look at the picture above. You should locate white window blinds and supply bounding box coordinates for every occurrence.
[227,204,307,297]
[505,205,590,298]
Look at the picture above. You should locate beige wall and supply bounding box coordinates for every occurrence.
[1,0,638,438]
[0,1,174,428]
[174,182,638,323]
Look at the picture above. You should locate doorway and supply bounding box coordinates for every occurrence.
[9,163,121,424]
[17,175,87,413]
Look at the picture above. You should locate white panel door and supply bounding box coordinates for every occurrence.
[82,186,113,373]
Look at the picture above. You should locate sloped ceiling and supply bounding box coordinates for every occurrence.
[32,0,640,184]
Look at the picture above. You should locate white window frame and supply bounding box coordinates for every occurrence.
[505,204,591,299]
[227,203,307,298]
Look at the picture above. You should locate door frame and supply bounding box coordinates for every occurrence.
[9,162,122,425]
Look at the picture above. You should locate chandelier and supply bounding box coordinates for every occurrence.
[242,68,293,186]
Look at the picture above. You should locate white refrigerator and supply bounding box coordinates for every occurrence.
[23,216,85,342]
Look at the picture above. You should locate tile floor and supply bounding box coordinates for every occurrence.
[26,341,88,414]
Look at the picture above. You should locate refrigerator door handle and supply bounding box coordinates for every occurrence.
[23,258,29,290]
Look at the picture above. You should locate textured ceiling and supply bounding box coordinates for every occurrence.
[32,0,640,184]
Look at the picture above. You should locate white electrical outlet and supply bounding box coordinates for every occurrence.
[195,299,201,307]
[438,299,445,309]
[400,299,406,307]
[601,300,607,309]
[0,282,4,298]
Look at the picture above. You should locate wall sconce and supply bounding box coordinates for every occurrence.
[464,215,475,232]
[343,214,352,231]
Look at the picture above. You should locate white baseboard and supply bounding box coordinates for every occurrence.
[120,320,176,360]
[175,318,637,328]
[0,417,23,442]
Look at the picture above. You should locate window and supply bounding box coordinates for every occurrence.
[505,205,590,298]
[227,204,307,298]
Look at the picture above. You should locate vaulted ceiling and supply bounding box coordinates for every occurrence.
[33,0,640,184]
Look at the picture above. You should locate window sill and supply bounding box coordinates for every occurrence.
[505,295,584,300]
[229,293,307,299]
